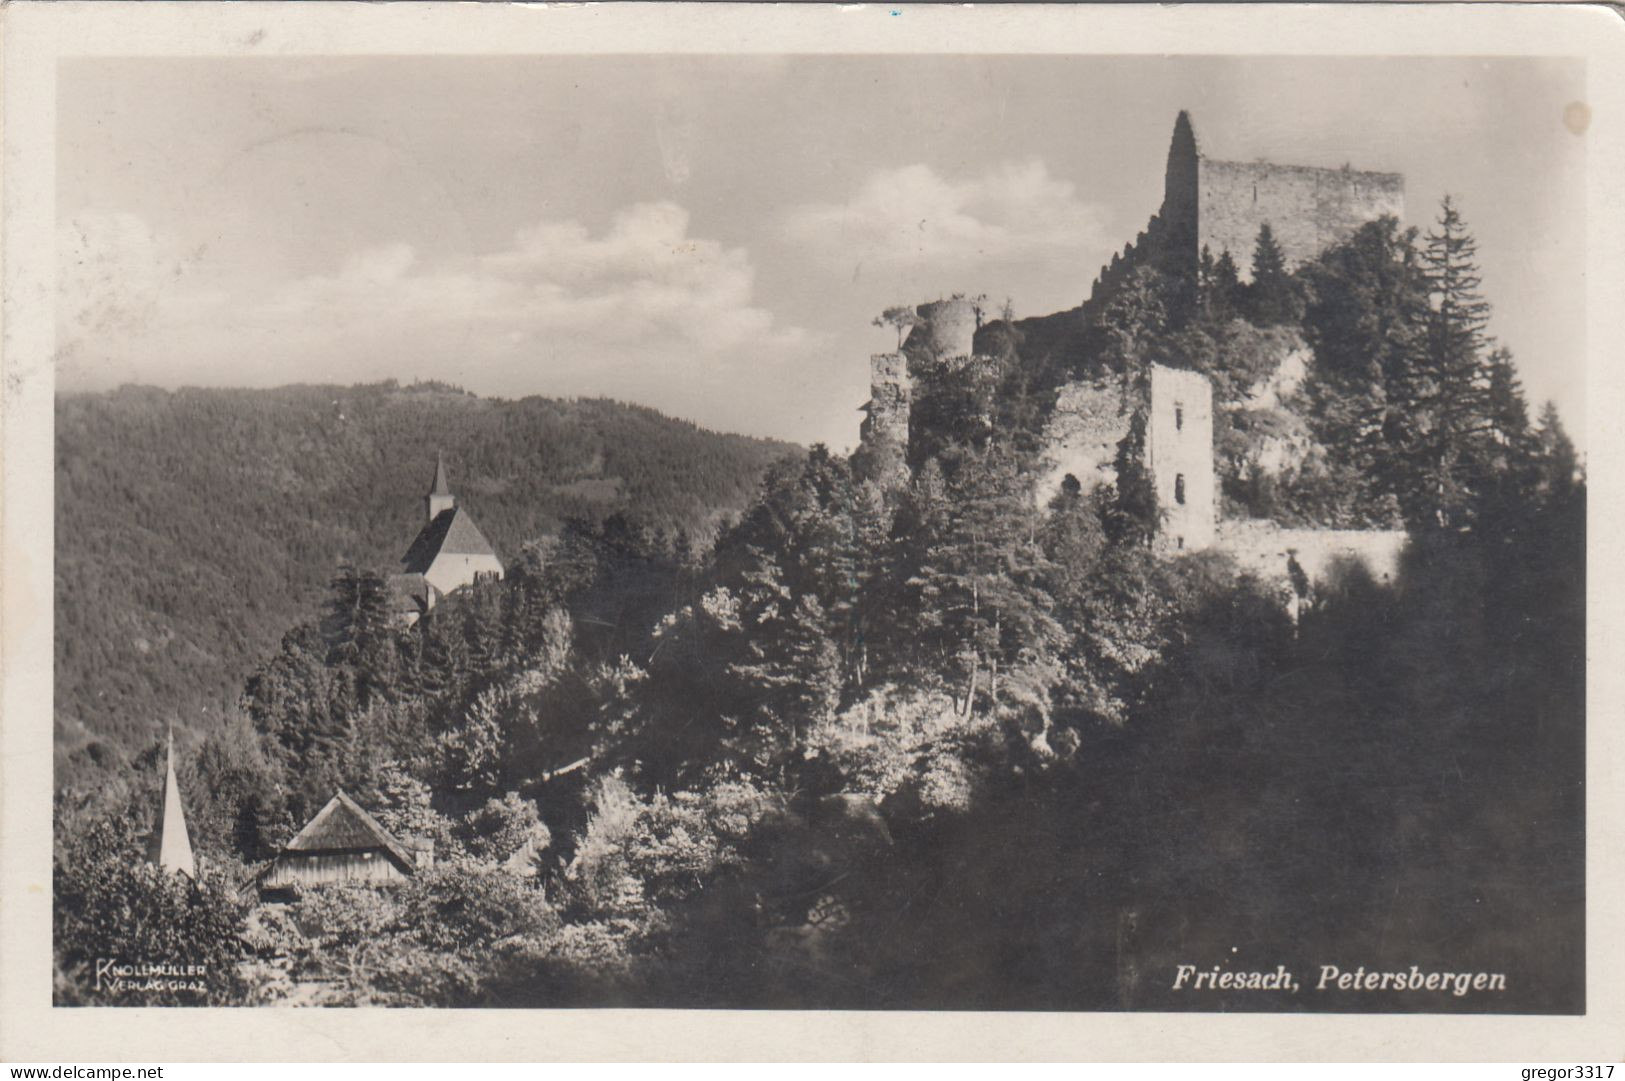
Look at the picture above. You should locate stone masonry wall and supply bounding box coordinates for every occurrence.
[1215,519,1408,589]
[1196,158,1405,279]
[1085,112,1403,307]
[1147,364,1216,552]
[905,298,979,363]
[853,352,911,487]
[1036,378,1131,506]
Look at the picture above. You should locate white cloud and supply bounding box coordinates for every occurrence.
[56,203,834,440]
[784,159,1111,273]
[245,201,802,359]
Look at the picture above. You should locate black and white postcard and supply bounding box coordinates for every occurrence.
[1,1,1620,1063]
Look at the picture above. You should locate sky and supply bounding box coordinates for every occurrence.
[56,55,1587,450]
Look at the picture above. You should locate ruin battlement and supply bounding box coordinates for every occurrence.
[1088,111,1406,308]
[856,111,1410,589]
[1192,157,1405,279]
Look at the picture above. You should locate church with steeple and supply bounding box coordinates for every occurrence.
[391,453,503,621]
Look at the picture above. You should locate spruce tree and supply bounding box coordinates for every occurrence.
[1108,409,1159,547]
[1297,216,1428,521]
[890,445,1060,715]
[1535,401,1580,503]
[1482,348,1534,458]
[1100,265,1170,374]
[1245,223,1299,326]
[1208,250,1244,323]
[1382,196,1497,531]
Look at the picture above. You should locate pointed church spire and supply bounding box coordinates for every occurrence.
[429,450,451,497]
[155,724,196,879]
[425,451,456,522]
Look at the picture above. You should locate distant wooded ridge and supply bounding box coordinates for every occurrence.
[54,381,799,771]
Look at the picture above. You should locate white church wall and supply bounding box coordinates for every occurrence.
[424,553,505,599]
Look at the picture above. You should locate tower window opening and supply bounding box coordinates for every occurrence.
[1177,536,1185,550]
[1175,473,1187,505]
[1175,403,1184,431]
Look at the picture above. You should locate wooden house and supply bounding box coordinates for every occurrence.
[257,790,432,896]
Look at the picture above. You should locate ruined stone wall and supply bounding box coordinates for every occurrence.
[905,298,978,363]
[1215,519,1407,588]
[1147,364,1216,552]
[1087,113,1406,303]
[1086,213,1177,310]
[1035,378,1131,506]
[853,352,911,488]
[1196,159,1404,278]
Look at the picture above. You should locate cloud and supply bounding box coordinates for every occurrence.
[247,201,802,357]
[56,203,830,439]
[784,159,1112,275]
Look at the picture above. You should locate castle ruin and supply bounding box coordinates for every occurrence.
[1089,111,1405,306]
[852,350,912,489]
[852,296,982,489]
[1146,364,1216,553]
[854,112,1409,593]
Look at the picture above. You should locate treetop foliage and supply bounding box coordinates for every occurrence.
[55,384,797,774]
[55,197,1583,1011]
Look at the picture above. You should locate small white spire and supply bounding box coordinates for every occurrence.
[157,723,196,879]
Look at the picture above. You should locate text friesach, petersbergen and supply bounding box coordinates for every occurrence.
[1171,963,1508,996]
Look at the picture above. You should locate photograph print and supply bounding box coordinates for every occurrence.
[46,42,1587,1013]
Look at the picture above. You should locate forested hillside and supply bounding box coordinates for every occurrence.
[54,202,1586,1012]
[55,382,797,775]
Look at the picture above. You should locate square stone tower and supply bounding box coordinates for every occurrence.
[1146,364,1215,552]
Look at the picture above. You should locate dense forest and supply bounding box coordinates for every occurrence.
[55,202,1585,1011]
[54,382,797,779]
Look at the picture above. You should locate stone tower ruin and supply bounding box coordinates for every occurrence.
[905,297,979,364]
[1146,364,1215,552]
[1088,111,1405,306]
[853,350,911,488]
[854,297,988,488]
[848,112,1407,583]
[1163,110,1406,282]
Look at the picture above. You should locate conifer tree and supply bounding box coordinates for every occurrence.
[1100,266,1170,374]
[1199,246,1244,323]
[321,564,399,708]
[1245,223,1299,326]
[1297,216,1428,522]
[723,550,841,780]
[1209,250,1241,321]
[1379,196,1497,531]
[896,444,1061,715]
[1535,401,1580,503]
[1108,410,1159,547]
[1481,347,1537,475]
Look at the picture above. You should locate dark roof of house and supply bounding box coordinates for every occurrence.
[282,790,415,872]
[400,506,499,574]
[386,572,440,614]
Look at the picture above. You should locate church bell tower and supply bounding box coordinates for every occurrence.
[425,451,456,523]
